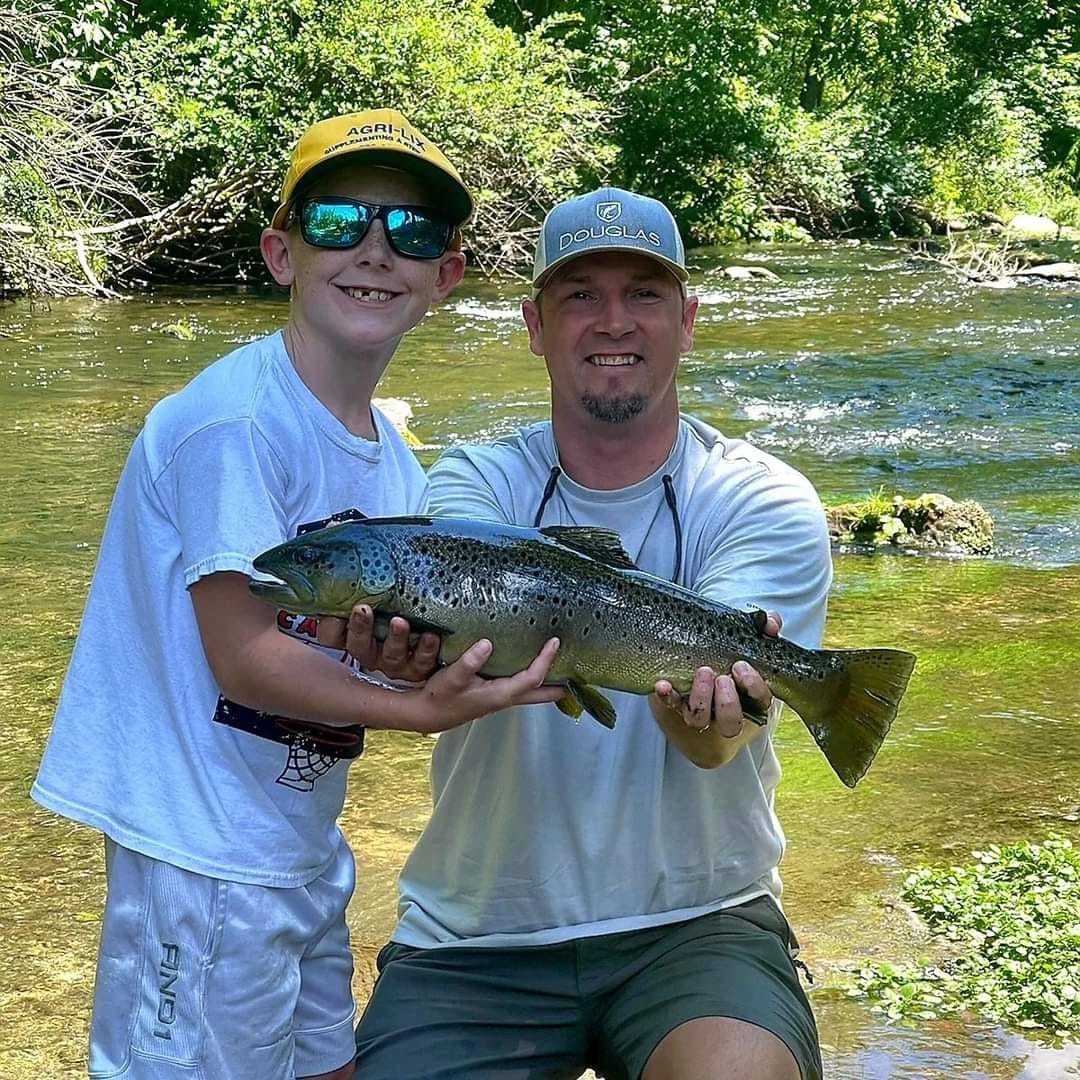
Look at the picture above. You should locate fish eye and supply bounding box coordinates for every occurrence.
[294,545,320,566]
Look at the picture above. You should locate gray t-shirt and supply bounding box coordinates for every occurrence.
[394,415,832,948]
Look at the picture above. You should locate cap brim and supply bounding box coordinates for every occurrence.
[271,147,473,230]
[533,245,689,290]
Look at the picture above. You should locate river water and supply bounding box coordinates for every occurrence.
[2,242,1078,1078]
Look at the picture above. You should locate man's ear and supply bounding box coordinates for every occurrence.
[680,293,699,354]
[260,228,295,287]
[432,250,467,300]
[521,297,545,357]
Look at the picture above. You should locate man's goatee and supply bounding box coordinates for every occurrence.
[581,394,647,424]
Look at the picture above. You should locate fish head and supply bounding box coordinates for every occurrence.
[249,526,396,616]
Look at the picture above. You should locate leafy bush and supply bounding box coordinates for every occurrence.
[852,838,1080,1037]
[107,0,612,274]
[0,0,146,292]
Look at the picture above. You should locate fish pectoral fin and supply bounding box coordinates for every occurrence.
[539,526,639,571]
[566,680,618,730]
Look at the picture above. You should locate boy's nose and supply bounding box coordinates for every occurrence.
[353,220,394,268]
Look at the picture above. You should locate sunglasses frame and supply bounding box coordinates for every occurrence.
[291,196,454,260]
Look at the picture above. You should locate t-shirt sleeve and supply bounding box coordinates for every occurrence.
[692,469,832,650]
[426,447,515,524]
[157,419,292,586]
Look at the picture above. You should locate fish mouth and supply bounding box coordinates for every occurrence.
[249,555,317,611]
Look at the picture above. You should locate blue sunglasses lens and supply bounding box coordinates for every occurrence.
[298,199,452,259]
[382,207,453,258]
[299,200,372,248]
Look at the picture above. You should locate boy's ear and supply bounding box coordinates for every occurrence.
[432,250,466,300]
[260,228,295,286]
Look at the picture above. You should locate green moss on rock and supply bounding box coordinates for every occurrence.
[826,492,994,556]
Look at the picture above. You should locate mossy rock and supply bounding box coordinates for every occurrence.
[826,492,993,556]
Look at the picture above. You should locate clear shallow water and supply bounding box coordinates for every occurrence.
[2,243,1079,1077]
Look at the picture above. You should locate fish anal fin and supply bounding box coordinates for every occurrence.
[564,679,618,729]
[793,648,917,787]
[540,526,639,571]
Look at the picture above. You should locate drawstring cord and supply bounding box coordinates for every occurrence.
[533,464,684,583]
[662,474,683,584]
[533,465,562,527]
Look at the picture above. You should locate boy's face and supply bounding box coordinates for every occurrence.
[261,164,466,358]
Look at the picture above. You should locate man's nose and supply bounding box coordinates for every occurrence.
[592,296,634,336]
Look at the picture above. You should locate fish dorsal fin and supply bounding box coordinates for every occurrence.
[539,526,639,570]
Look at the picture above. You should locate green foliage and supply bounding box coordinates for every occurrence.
[0,0,145,292]
[6,0,1079,287]
[852,838,1080,1037]
[488,0,1079,243]
[106,0,611,270]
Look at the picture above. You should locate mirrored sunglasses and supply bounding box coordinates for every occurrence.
[295,197,454,260]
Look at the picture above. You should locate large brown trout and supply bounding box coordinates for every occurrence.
[250,515,916,787]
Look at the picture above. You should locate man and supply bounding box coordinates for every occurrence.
[350,187,831,1079]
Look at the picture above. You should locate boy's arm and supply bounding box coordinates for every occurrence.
[190,571,564,734]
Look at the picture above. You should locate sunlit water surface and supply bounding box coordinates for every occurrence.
[2,242,1078,1077]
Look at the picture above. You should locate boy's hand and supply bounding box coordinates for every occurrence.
[318,604,442,683]
[402,637,566,735]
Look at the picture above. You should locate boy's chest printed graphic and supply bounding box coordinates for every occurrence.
[211,507,370,791]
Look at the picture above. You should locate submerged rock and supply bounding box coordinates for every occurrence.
[826,493,994,556]
[1014,261,1080,281]
[722,264,780,281]
[1005,214,1059,239]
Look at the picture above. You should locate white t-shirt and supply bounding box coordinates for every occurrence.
[394,416,832,947]
[32,331,427,886]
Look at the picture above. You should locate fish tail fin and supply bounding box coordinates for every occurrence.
[793,649,916,788]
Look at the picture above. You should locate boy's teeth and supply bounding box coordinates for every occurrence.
[589,354,638,366]
[344,287,395,302]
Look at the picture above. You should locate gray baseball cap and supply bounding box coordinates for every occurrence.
[532,186,688,290]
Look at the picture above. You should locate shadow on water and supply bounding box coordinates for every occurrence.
[2,243,1079,1076]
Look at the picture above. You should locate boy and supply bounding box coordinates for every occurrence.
[31,109,561,1080]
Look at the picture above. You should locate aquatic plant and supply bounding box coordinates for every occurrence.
[852,838,1080,1037]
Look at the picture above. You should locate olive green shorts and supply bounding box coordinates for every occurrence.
[353,895,821,1080]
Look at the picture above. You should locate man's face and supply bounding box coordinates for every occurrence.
[262,164,465,358]
[522,251,697,427]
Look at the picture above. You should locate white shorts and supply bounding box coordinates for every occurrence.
[88,837,357,1079]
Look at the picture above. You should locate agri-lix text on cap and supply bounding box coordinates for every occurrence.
[532,187,688,290]
[271,108,473,230]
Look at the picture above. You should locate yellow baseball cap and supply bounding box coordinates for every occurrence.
[271,108,473,229]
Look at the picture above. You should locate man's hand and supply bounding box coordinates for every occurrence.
[318,604,442,683]
[650,611,782,768]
